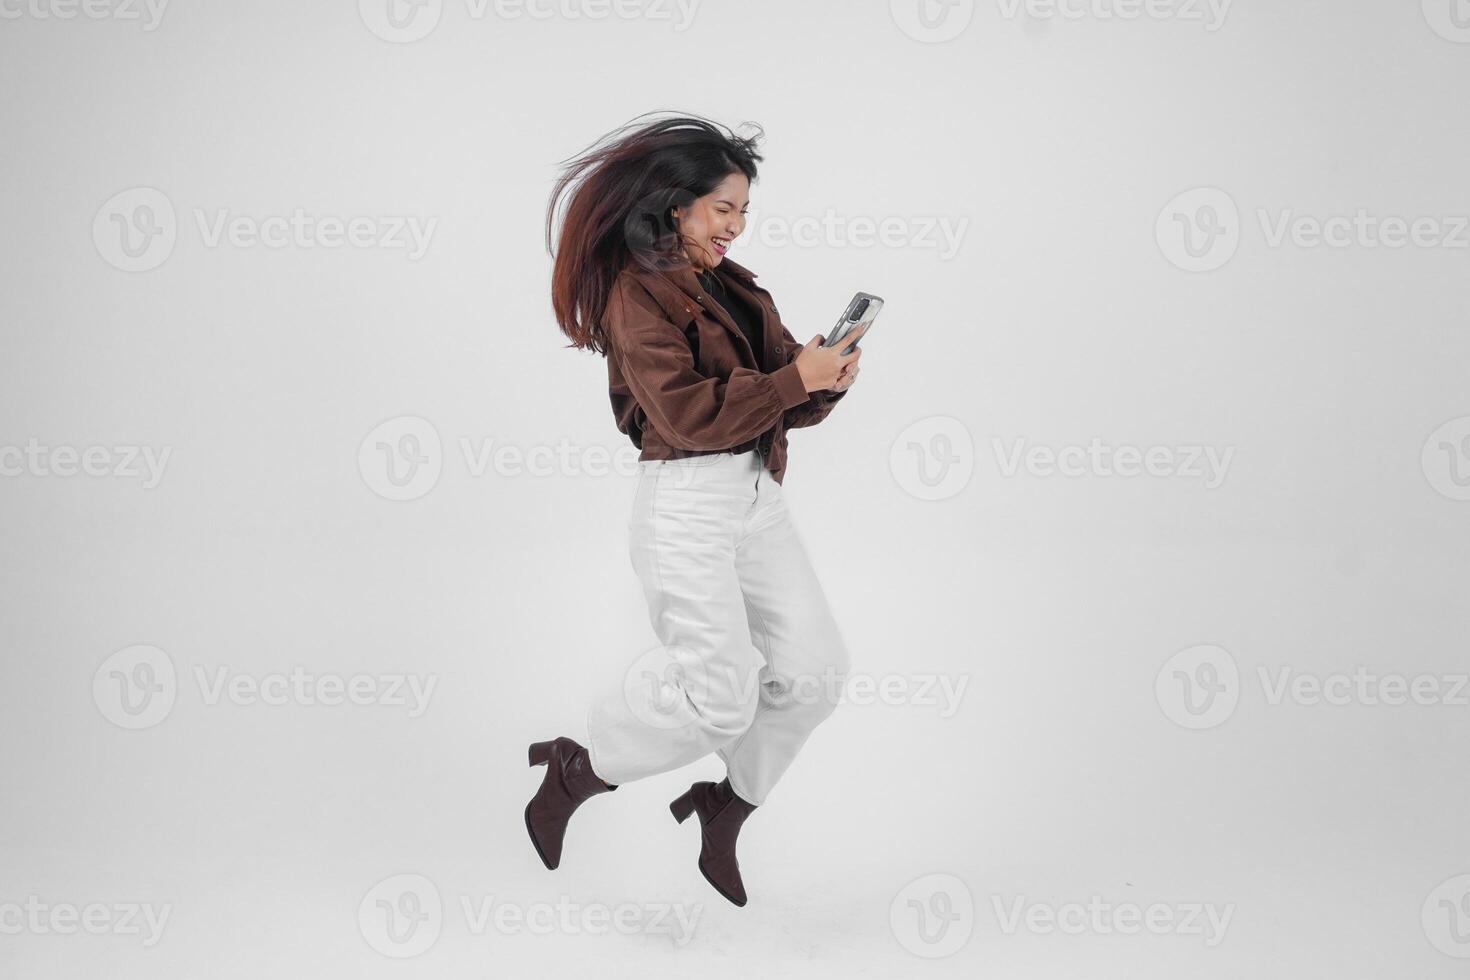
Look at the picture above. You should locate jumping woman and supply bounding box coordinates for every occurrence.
[526,113,865,908]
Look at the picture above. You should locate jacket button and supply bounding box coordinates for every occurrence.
[775,345,782,353]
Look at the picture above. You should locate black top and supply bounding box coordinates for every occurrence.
[697,268,764,369]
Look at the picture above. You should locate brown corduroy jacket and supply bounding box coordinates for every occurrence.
[603,256,848,484]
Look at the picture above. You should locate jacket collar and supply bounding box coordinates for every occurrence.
[621,255,766,360]
[713,256,759,282]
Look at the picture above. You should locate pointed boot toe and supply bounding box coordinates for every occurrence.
[525,736,615,870]
[670,777,758,907]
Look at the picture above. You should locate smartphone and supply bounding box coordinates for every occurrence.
[821,292,884,356]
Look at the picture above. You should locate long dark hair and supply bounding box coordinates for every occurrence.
[546,112,764,354]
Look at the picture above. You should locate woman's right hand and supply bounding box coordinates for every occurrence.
[794,327,866,392]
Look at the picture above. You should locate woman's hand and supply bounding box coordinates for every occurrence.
[832,360,860,392]
[794,326,866,393]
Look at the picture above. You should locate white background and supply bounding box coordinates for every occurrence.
[2,0,1468,976]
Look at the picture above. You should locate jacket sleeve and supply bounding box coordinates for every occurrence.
[604,276,811,451]
[778,323,850,430]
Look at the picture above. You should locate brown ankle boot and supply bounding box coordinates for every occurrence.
[524,737,615,870]
[669,777,758,907]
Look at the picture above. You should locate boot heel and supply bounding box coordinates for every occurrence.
[528,740,556,767]
[669,789,696,824]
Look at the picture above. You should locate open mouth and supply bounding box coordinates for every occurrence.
[711,237,730,256]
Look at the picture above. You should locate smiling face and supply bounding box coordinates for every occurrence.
[671,171,749,272]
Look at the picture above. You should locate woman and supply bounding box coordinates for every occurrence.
[526,113,865,908]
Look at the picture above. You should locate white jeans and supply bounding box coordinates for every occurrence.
[585,448,850,805]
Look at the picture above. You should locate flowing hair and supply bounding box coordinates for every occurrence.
[545,112,764,355]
